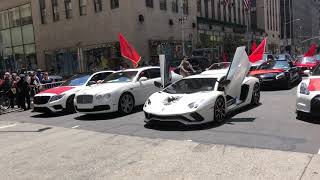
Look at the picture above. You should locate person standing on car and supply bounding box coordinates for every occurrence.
[179,57,196,77]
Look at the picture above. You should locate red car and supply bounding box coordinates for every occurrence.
[295,56,320,75]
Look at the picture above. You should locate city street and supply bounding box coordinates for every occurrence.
[1,86,320,155]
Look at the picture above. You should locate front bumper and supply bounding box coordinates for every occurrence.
[259,78,288,88]
[75,96,117,114]
[33,97,66,113]
[144,110,211,125]
[296,93,320,116]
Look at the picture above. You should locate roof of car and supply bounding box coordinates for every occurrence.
[116,66,160,73]
[185,73,225,80]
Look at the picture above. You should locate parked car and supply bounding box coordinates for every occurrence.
[250,53,274,70]
[249,59,301,89]
[144,47,260,125]
[74,67,182,115]
[295,56,320,75]
[296,64,320,117]
[33,71,114,113]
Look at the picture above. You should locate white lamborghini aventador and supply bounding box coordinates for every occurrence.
[143,47,261,125]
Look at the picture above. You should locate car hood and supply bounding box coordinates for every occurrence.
[249,69,284,76]
[36,86,79,96]
[145,91,218,115]
[77,82,131,95]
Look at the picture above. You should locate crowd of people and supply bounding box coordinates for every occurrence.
[0,70,55,111]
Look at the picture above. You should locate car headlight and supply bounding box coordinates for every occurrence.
[300,82,310,95]
[276,72,286,80]
[144,99,151,107]
[188,99,204,109]
[49,94,65,102]
[96,95,103,101]
[103,93,111,100]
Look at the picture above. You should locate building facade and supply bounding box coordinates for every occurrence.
[255,0,280,53]
[196,0,266,59]
[0,0,197,75]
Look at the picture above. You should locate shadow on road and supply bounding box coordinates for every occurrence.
[296,115,320,125]
[31,112,73,118]
[145,104,259,131]
[0,127,52,133]
[74,106,144,121]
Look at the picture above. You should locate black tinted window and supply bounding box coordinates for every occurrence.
[147,68,160,79]
[90,72,113,82]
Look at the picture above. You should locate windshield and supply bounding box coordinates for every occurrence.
[259,61,290,70]
[299,57,316,64]
[164,78,217,94]
[275,54,287,61]
[313,65,320,75]
[207,62,230,70]
[103,71,138,83]
[61,74,91,86]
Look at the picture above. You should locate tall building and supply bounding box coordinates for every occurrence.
[0,0,197,75]
[255,0,281,53]
[280,0,320,53]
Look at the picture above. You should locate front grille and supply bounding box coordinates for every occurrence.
[145,112,203,122]
[76,105,110,112]
[76,95,93,104]
[33,96,51,105]
[311,95,320,114]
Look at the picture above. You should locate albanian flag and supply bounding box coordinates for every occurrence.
[251,41,257,53]
[304,43,317,57]
[249,38,267,63]
[119,33,141,67]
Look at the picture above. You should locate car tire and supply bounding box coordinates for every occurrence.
[65,95,76,113]
[251,83,260,106]
[214,96,226,123]
[296,110,306,120]
[285,79,292,90]
[118,93,135,115]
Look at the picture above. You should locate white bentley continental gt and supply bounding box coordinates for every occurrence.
[144,47,261,125]
[296,64,320,117]
[33,71,114,113]
[74,67,182,114]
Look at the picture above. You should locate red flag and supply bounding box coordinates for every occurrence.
[119,33,141,67]
[251,41,257,53]
[223,52,228,62]
[304,43,317,57]
[249,38,267,63]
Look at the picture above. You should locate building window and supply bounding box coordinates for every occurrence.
[204,0,209,17]
[52,0,60,21]
[8,7,20,27]
[64,0,72,19]
[94,0,102,12]
[146,0,154,8]
[111,0,119,9]
[197,0,201,14]
[183,0,188,15]
[20,4,33,25]
[39,0,46,24]
[0,11,10,30]
[79,0,87,15]
[212,0,215,19]
[160,0,167,10]
[172,0,178,13]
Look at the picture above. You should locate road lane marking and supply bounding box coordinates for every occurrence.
[0,124,17,129]
[71,125,80,129]
[318,149,320,154]
[186,140,193,142]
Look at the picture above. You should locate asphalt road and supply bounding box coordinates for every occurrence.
[1,86,320,154]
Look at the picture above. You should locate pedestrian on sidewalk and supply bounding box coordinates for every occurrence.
[3,72,15,108]
[16,74,30,110]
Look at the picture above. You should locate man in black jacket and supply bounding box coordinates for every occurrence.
[3,72,14,108]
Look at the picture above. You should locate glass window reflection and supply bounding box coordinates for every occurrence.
[20,4,33,25]
[0,11,10,30]
[0,29,12,47]
[11,27,23,46]
[13,46,25,70]
[8,7,20,27]
[22,25,35,44]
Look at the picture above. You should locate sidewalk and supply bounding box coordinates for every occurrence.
[0,121,319,180]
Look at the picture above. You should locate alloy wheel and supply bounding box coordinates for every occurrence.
[214,97,226,123]
[120,94,134,114]
[252,83,260,105]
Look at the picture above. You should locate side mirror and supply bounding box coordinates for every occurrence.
[219,79,231,87]
[87,81,97,86]
[154,81,163,88]
[139,77,148,82]
[303,70,311,76]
